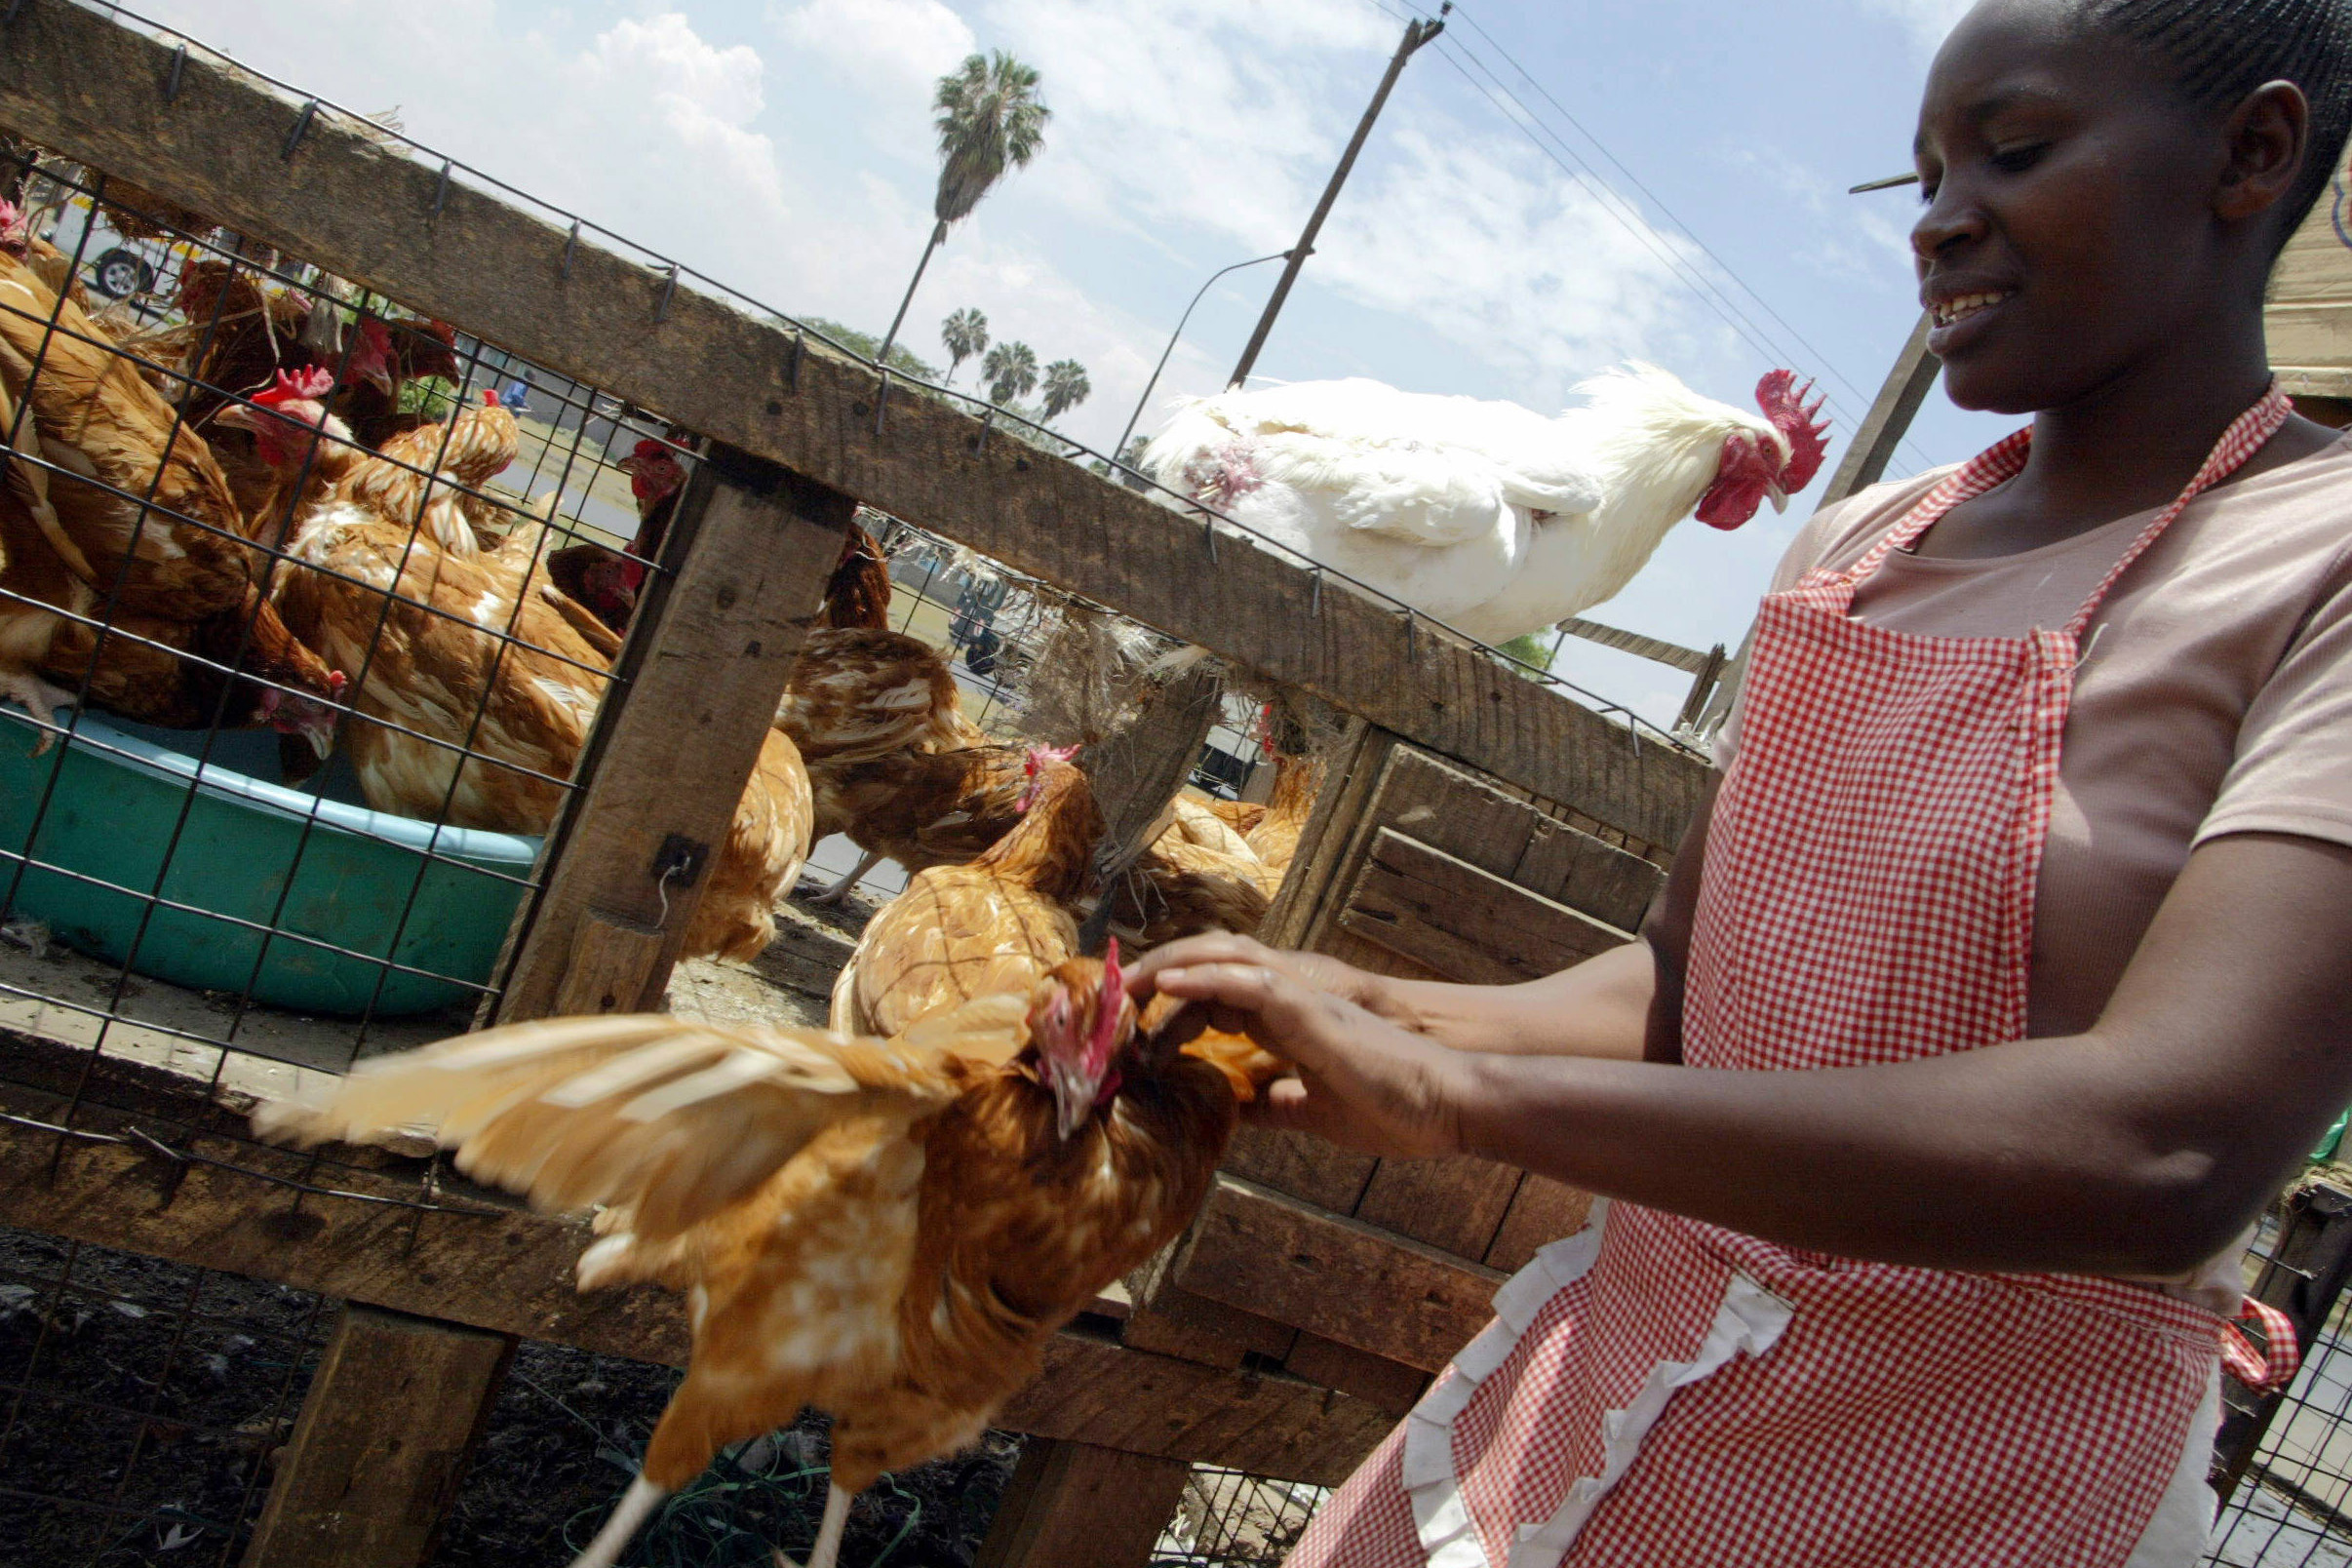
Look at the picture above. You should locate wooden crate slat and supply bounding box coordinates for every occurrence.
[1352,1152,1527,1262]
[972,1438,1195,1568]
[1483,1175,1596,1274]
[1511,814,1665,935]
[0,0,1705,848]
[0,1079,1391,1483]
[1339,828,1632,985]
[1173,1175,1503,1374]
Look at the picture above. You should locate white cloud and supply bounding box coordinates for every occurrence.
[771,0,977,101]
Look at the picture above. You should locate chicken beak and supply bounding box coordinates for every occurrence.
[1766,481,1789,514]
[1045,1058,1101,1143]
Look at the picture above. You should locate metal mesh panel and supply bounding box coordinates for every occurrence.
[1,156,685,1091]
[0,1222,327,1566]
[1154,1465,1329,1567]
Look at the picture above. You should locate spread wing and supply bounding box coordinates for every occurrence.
[252,1010,1000,1243]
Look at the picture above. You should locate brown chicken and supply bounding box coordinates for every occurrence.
[542,436,691,635]
[1111,745,1323,945]
[831,748,1096,1037]
[1245,744,1325,879]
[222,378,813,962]
[361,387,523,554]
[809,742,1030,882]
[0,256,343,756]
[254,946,1274,1568]
[781,628,985,765]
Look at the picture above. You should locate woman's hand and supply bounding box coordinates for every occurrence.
[1127,941,1471,1159]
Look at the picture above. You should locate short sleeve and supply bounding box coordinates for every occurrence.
[2197,544,2352,851]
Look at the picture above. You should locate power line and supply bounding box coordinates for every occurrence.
[1360,0,1943,474]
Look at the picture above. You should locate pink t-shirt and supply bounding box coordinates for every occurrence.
[1717,431,2352,1041]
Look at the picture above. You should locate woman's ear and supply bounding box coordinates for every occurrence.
[2215,79,2310,226]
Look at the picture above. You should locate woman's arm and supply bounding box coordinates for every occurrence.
[1140,829,2352,1276]
[1128,776,1723,1064]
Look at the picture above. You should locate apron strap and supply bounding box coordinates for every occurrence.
[2221,1296,2301,1393]
[2061,382,2295,639]
[1823,382,2294,631]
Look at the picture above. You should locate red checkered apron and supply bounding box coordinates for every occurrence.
[1288,385,2301,1568]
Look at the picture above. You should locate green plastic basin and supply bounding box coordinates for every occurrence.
[1,706,540,1017]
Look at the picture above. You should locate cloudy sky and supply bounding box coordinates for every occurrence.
[138,0,2003,723]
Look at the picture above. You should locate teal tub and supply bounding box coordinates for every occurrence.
[1,706,540,1016]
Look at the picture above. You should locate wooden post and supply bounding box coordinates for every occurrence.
[973,1437,1196,1568]
[491,446,855,1023]
[242,1306,515,1568]
[1078,659,1227,948]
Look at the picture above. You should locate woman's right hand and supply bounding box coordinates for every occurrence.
[1124,933,1391,1018]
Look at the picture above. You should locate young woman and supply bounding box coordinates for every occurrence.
[1132,1,2352,1562]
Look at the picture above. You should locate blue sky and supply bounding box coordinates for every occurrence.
[148,0,2014,724]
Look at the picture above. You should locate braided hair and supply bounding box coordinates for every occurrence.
[2075,0,2352,244]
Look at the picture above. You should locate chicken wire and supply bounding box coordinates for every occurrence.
[0,1219,328,1567]
[2207,1182,2352,1567]
[0,151,694,1106]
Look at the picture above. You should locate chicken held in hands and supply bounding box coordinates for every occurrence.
[254,945,1273,1568]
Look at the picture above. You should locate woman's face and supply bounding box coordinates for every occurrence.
[1912,0,2230,413]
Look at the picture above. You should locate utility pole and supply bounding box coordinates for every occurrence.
[1228,3,1448,388]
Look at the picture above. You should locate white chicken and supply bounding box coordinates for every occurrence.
[1144,365,1830,646]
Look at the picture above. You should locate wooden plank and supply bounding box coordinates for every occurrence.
[0,1061,1389,1483]
[973,1438,1195,1568]
[1173,1176,1503,1373]
[1219,1125,1376,1216]
[242,1306,513,1568]
[1512,814,1665,934]
[1352,1155,1526,1259]
[1283,1333,1430,1417]
[1340,829,1632,985]
[1119,1245,1295,1370]
[490,451,853,1023]
[0,1,1707,847]
[1256,720,1385,951]
[551,909,664,1017]
[1483,1175,1595,1274]
[1822,311,1941,507]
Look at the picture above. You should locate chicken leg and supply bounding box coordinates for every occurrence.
[803,848,883,908]
[568,1473,668,1568]
[776,1481,853,1568]
[0,666,72,755]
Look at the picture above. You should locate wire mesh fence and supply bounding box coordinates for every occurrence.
[0,150,699,1098]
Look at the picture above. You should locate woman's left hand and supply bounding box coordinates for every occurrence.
[1135,952,1472,1159]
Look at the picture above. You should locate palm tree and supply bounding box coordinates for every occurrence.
[1039,359,1091,422]
[981,340,1039,406]
[940,308,989,386]
[878,53,1050,361]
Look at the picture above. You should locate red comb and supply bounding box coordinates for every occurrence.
[1756,371,1831,493]
[1091,938,1125,1062]
[482,387,499,408]
[253,365,335,410]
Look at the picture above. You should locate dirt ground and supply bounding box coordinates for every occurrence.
[0,1223,1023,1568]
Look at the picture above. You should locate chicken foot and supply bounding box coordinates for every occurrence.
[803,848,883,908]
[0,666,72,754]
[567,1473,668,1568]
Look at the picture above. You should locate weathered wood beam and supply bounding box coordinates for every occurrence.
[0,0,1704,846]
[0,1064,1392,1483]
[1173,1175,1503,1374]
[1338,827,1632,986]
[972,1438,1195,1568]
[491,451,853,1023]
[242,1306,514,1568]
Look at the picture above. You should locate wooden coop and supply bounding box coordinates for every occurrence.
[2269,145,2352,429]
[0,5,1715,1565]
